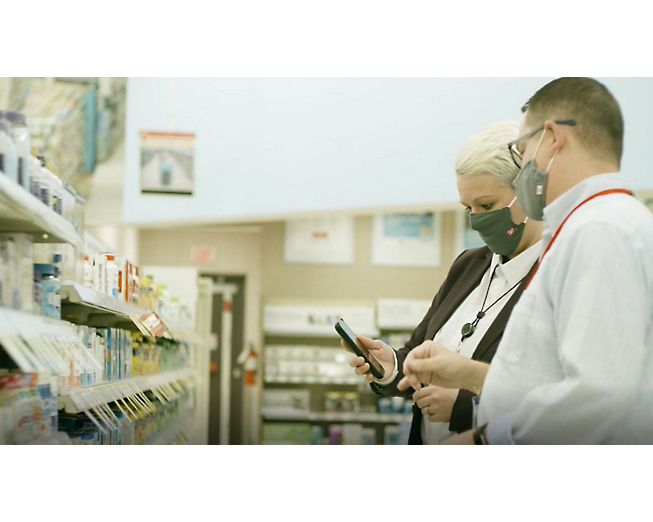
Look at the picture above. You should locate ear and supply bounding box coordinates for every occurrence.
[543,119,567,156]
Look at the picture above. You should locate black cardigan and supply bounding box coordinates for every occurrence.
[370,246,535,444]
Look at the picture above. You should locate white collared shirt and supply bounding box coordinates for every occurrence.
[479,173,653,444]
[418,240,542,444]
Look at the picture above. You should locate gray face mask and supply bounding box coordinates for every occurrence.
[469,197,528,257]
[514,129,558,221]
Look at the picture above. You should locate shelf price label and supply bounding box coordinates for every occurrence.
[138,311,168,337]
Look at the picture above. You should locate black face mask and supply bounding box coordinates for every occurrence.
[469,197,527,256]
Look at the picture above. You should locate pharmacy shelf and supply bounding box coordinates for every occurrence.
[28,432,73,445]
[57,368,197,413]
[59,282,203,345]
[60,281,156,334]
[264,330,379,338]
[262,409,412,424]
[264,375,361,385]
[0,174,84,250]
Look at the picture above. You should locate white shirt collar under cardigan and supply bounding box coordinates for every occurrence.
[491,238,541,290]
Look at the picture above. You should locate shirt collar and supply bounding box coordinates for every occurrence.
[542,172,630,239]
[491,239,543,287]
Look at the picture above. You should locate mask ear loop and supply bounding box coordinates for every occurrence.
[533,128,547,161]
[508,196,529,225]
[534,127,559,173]
[546,149,558,173]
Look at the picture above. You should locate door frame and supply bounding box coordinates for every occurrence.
[201,270,262,445]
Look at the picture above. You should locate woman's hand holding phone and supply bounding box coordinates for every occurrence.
[342,336,395,384]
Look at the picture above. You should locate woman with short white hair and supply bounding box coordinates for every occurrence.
[345,120,544,444]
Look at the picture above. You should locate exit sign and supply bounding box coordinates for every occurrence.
[191,245,216,263]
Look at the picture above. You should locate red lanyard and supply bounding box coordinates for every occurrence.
[525,188,633,289]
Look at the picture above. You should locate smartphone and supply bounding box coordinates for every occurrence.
[335,318,385,380]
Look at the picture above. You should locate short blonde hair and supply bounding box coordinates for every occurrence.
[455,120,520,187]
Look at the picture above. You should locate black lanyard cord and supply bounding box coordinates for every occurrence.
[460,264,527,342]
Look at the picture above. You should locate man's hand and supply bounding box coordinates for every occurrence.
[441,429,475,445]
[412,385,458,423]
[343,336,395,384]
[397,340,487,392]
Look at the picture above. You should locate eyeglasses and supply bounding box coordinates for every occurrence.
[507,119,577,168]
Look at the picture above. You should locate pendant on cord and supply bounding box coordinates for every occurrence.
[460,311,486,340]
[460,322,475,339]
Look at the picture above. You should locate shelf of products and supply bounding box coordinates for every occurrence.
[58,368,197,414]
[264,345,358,383]
[376,299,432,330]
[0,108,205,445]
[60,280,155,335]
[60,272,204,345]
[0,175,84,250]
[263,303,379,338]
[264,376,360,385]
[262,409,412,424]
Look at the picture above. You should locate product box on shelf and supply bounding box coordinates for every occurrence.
[105,255,119,298]
[97,328,121,381]
[83,254,92,287]
[0,119,18,182]
[92,253,107,294]
[262,389,310,414]
[324,391,360,413]
[0,233,34,313]
[261,423,311,445]
[76,325,105,385]
[0,372,57,445]
[114,256,128,302]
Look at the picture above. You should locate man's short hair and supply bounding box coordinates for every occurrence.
[522,77,624,166]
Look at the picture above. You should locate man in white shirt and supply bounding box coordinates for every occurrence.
[398,77,653,444]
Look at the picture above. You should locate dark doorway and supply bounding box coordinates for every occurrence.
[206,275,246,445]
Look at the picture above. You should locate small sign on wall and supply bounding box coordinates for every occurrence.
[284,217,355,265]
[191,245,216,263]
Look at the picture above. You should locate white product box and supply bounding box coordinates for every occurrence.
[92,254,107,293]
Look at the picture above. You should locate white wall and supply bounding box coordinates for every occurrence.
[123,78,653,226]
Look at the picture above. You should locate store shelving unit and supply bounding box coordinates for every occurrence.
[264,375,360,385]
[261,300,412,522]
[0,168,212,521]
[261,301,411,444]
[0,175,84,250]
[262,410,412,424]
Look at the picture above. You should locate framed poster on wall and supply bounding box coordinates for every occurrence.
[371,212,441,267]
[139,130,195,195]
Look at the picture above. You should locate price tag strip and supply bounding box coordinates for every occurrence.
[59,369,197,413]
